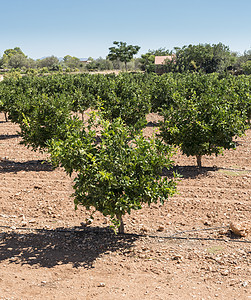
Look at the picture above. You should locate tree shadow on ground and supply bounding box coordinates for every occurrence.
[162,165,218,179]
[0,160,53,173]
[0,226,138,269]
[0,134,20,140]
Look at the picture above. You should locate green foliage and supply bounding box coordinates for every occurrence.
[242,60,251,75]
[149,73,177,112]
[158,74,248,167]
[164,43,235,74]
[24,95,74,150]
[37,56,60,69]
[1,71,250,169]
[140,48,172,73]
[49,114,178,233]
[63,55,80,69]
[1,70,250,233]
[107,41,140,70]
[97,73,151,132]
[16,93,74,151]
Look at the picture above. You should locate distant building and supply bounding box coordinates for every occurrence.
[154,56,173,65]
[79,58,92,64]
[154,55,175,74]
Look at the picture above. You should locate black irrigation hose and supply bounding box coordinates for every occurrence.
[0,224,250,244]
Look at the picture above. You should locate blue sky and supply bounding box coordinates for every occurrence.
[1,0,250,59]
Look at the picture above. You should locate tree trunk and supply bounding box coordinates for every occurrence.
[4,112,8,122]
[116,214,124,234]
[196,155,202,168]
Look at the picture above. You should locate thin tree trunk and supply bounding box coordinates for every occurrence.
[116,214,124,234]
[196,155,202,168]
[4,112,8,122]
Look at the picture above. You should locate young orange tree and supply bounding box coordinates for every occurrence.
[49,114,178,233]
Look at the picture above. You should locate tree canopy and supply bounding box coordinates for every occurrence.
[107,41,140,70]
[164,43,235,74]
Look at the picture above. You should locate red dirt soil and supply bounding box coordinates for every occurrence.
[0,112,250,300]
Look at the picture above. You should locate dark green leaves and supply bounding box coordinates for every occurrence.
[49,114,178,232]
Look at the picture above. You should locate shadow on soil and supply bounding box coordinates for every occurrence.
[0,160,53,173]
[163,165,218,179]
[0,134,20,140]
[0,226,138,268]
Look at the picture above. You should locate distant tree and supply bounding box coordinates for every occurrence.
[63,55,80,69]
[165,43,235,74]
[242,60,251,75]
[37,56,59,69]
[25,58,37,69]
[1,47,27,68]
[82,56,113,71]
[85,60,99,71]
[8,54,28,69]
[107,41,140,71]
[4,47,25,57]
[95,57,113,70]
[235,49,251,74]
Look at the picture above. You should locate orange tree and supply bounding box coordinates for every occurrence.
[48,114,178,233]
[158,74,248,167]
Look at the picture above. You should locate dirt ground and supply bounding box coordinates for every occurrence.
[0,112,250,300]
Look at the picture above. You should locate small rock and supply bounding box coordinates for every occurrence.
[221,270,229,276]
[157,225,165,232]
[172,255,183,262]
[242,281,248,287]
[98,282,106,287]
[85,218,93,225]
[140,226,148,233]
[230,221,249,237]
[204,221,211,226]
[29,219,36,224]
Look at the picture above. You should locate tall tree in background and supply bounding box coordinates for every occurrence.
[107,41,140,71]
[63,55,80,69]
[37,56,60,70]
[165,43,235,74]
[0,47,27,68]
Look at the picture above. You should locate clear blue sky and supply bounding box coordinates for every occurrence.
[1,0,250,59]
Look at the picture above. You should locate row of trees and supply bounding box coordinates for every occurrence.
[1,42,251,74]
[0,72,250,232]
[0,47,84,72]
[1,72,250,168]
[140,43,251,75]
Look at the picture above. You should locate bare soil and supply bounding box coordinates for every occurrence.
[0,112,250,300]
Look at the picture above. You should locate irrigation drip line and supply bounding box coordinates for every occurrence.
[219,167,251,172]
[0,224,250,244]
